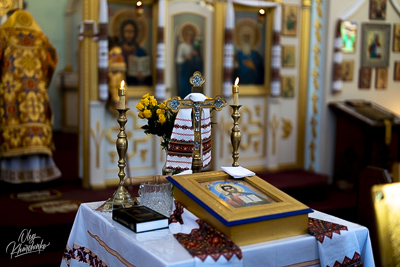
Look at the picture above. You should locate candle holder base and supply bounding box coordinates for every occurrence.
[103,185,138,211]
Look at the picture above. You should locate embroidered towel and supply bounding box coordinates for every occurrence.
[166,93,212,171]
[308,218,363,267]
[169,201,243,266]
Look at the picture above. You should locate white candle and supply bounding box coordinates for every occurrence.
[119,80,126,109]
[233,77,239,105]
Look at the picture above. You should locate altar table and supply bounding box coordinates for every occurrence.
[61,202,375,267]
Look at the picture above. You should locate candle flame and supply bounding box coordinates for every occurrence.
[259,9,265,15]
[234,77,239,86]
[136,1,142,7]
[120,80,125,88]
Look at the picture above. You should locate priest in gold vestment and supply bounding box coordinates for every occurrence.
[0,9,61,183]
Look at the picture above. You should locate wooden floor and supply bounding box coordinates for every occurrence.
[0,131,359,267]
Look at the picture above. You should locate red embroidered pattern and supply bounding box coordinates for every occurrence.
[169,200,185,224]
[174,219,243,262]
[63,244,107,267]
[173,124,194,130]
[308,218,348,243]
[168,139,194,155]
[332,252,363,267]
[203,137,212,155]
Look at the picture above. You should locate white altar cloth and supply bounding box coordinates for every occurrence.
[61,202,375,267]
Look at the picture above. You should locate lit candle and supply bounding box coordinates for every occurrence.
[119,80,126,109]
[232,77,239,105]
[136,1,143,17]
[258,8,265,24]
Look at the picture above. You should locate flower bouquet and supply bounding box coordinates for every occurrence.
[136,94,178,150]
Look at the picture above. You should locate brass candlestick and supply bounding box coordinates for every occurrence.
[103,108,136,211]
[230,105,242,167]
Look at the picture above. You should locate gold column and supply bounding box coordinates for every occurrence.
[81,0,99,188]
[211,2,226,171]
[296,0,312,168]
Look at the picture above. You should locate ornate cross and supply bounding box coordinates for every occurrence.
[167,71,227,173]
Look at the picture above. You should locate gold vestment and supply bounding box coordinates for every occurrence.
[0,10,58,158]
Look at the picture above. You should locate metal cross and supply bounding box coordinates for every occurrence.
[167,72,227,172]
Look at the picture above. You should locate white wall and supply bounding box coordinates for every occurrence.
[26,0,68,130]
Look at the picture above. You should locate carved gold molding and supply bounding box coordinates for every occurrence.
[269,113,279,155]
[141,149,148,162]
[239,106,263,151]
[108,151,117,163]
[90,121,105,168]
[218,106,265,162]
[302,0,312,8]
[281,118,292,139]
[106,110,150,162]
[308,0,323,171]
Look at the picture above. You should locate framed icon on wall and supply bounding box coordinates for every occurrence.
[282,4,298,36]
[361,23,391,68]
[342,60,354,82]
[394,61,400,81]
[341,21,357,53]
[358,67,372,89]
[375,68,388,89]
[369,0,387,20]
[393,24,400,52]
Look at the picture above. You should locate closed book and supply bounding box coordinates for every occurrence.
[112,206,169,233]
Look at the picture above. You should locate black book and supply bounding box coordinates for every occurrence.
[112,206,169,233]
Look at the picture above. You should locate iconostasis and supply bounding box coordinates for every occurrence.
[75,0,311,188]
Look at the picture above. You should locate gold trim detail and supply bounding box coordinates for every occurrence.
[239,106,263,151]
[140,149,148,161]
[106,110,150,162]
[108,151,117,163]
[269,114,280,155]
[302,0,312,8]
[307,0,323,171]
[87,231,135,267]
[255,105,261,117]
[90,121,105,168]
[281,118,292,139]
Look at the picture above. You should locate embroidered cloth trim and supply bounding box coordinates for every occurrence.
[308,217,348,243]
[173,218,243,262]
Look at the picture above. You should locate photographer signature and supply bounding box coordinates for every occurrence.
[6,229,50,259]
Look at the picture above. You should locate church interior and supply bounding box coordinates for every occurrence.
[1,0,400,266]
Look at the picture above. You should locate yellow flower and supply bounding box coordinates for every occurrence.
[158,113,166,124]
[159,102,166,109]
[138,112,145,119]
[142,93,150,99]
[136,101,145,111]
[142,98,150,107]
[156,109,162,114]
[143,109,152,119]
[150,98,157,108]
